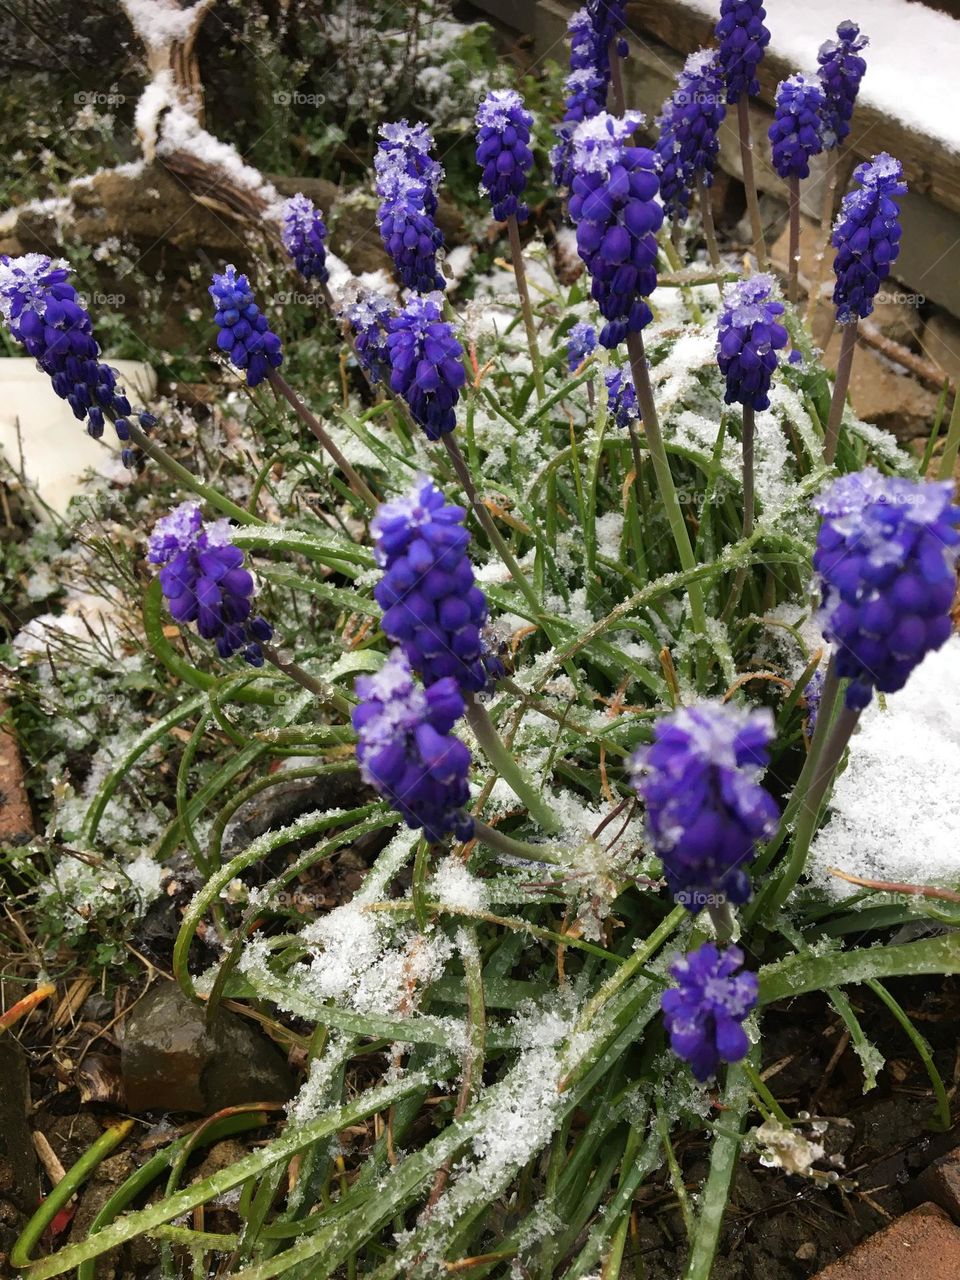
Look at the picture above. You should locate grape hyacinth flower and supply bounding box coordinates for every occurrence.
[375,120,445,293]
[0,253,155,453]
[346,290,395,385]
[631,701,779,910]
[769,75,826,181]
[654,49,726,228]
[586,0,628,111]
[280,193,329,283]
[373,476,491,695]
[148,502,272,666]
[813,470,960,710]
[475,89,535,224]
[803,666,825,733]
[818,21,869,149]
[209,265,283,388]
[353,649,474,844]
[387,294,465,440]
[550,9,610,194]
[661,943,758,1080]
[566,321,597,372]
[716,275,788,413]
[604,366,639,429]
[568,112,663,350]
[715,0,770,102]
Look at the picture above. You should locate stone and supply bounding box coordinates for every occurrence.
[121,981,293,1115]
[821,328,940,444]
[0,701,33,845]
[811,1203,960,1280]
[921,311,960,388]
[912,1148,960,1223]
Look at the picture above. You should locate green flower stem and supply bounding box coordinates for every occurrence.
[626,330,709,658]
[698,177,722,271]
[937,388,960,480]
[262,644,352,716]
[506,213,545,403]
[661,235,704,325]
[741,403,756,540]
[574,904,687,1036]
[472,819,563,864]
[267,371,379,509]
[736,94,767,269]
[608,38,626,115]
[824,319,858,465]
[787,174,802,304]
[464,696,564,834]
[125,421,262,526]
[11,1119,135,1269]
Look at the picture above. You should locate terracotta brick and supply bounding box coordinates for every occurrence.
[0,701,33,844]
[812,1202,960,1280]
[913,1149,960,1223]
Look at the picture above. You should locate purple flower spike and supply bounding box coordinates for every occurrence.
[209,265,283,388]
[566,321,597,372]
[831,153,906,324]
[630,701,779,910]
[604,365,639,429]
[373,476,491,696]
[0,253,154,456]
[717,274,789,411]
[818,21,869,149]
[148,502,272,666]
[387,294,465,440]
[655,49,726,226]
[353,649,474,844]
[715,0,770,103]
[769,74,827,180]
[375,120,445,293]
[346,290,396,385]
[586,0,628,57]
[476,89,535,224]
[662,943,758,1080]
[568,112,663,350]
[281,193,329,283]
[813,470,960,711]
[550,9,611,193]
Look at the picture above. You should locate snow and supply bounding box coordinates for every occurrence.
[680,0,960,153]
[430,857,488,912]
[120,0,211,51]
[156,102,282,219]
[807,637,960,898]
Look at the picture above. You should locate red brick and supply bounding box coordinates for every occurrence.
[913,1148,960,1223]
[0,701,33,844]
[812,1203,960,1280]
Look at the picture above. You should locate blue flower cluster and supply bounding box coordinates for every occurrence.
[550,9,610,193]
[566,320,597,372]
[476,90,535,224]
[604,366,639,429]
[353,650,474,844]
[631,701,779,910]
[813,470,960,711]
[586,0,628,57]
[375,120,445,293]
[568,113,663,349]
[662,943,758,1080]
[346,290,395,385]
[715,0,770,103]
[831,153,906,324]
[387,294,466,440]
[717,274,789,411]
[209,265,283,388]
[654,49,726,225]
[818,21,869,149]
[768,74,826,181]
[281,193,328,283]
[373,477,490,695]
[148,502,272,666]
[0,253,155,451]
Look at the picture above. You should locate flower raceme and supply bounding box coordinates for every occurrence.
[813,470,960,711]
[353,649,474,844]
[832,153,906,324]
[818,21,869,149]
[373,477,491,696]
[346,290,395,386]
[551,9,611,193]
[654,49,726,225]
[631,701,779,910]
[604,365,639,429]
[661,943,758,1080]
[148,502,273,666]
[717,274,789,411]
[375,120,445,293]
[0,252,155,452]
[586,0,628,57]
[209,265,283,388]
[715,0,771,103]
[768,74,826,181]
[281,193,329,283]
[568,112,663,349]
[566,320,597,372]
[387,294,466,440]
[475,89,535,224]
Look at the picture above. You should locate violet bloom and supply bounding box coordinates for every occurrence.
[818,21,869,148]
[209,265,283,387]
[813,469,960,710]
[550,8,610,193]
[353,649,474,843]
[717,274,789,411]
[662,942,758,1080]
[386,294,465,440]
[281,193,328,283]
[715,0,771,103]
[346,290,395,385]
[566,320,598,372]
[769,74,827,181]
[604,366,639,429]
[375,120,445,293]
[475,89,535,224]
[630,701,779,909]
[654,49,726,225]
[832,153,906,324]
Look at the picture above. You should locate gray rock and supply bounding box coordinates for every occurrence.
[0,1035,39,1218]
[121,982,293,1115]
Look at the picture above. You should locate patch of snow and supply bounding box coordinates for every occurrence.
[430,857,488,912]
[121,0,211,51]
